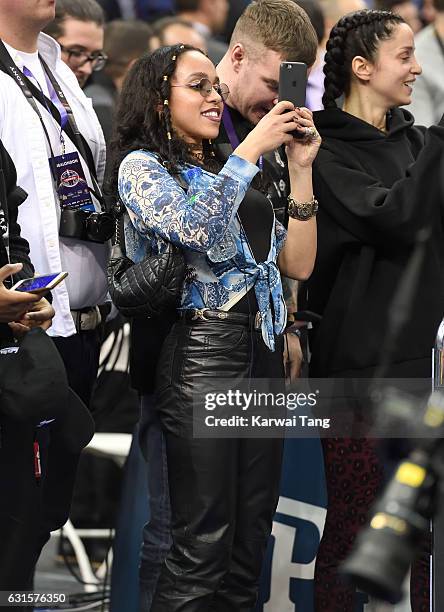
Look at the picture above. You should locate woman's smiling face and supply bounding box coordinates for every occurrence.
[365,23,422,109]
[168,50,224,146]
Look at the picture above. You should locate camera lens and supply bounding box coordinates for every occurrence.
[341,519,416,604]
[340,450,436,604]
[85,211,114,243]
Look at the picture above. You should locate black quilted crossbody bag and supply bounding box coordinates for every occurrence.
[107,172,186,318]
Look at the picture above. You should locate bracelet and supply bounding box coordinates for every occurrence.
[285,326,302,338]
[287,194,318,221]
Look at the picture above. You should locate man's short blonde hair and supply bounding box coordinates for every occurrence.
[230,0,318,67]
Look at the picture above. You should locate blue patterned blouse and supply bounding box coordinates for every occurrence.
[118,150,287,351]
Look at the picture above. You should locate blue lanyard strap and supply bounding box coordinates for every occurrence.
[22,65,69,129]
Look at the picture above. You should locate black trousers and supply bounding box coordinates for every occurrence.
[0,330,101,611]
[0,415,82,611]
[52,328,102,407]
[0,416,40,592]
[52,329,104,541]
[151,319,284,612]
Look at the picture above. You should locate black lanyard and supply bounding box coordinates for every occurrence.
[0,40,104,207]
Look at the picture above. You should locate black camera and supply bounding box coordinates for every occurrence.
[340,389,444,604]
[341,448,437,603]
[59,207,114,243]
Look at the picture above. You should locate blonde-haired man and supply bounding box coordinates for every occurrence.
[217,0,317,125]
[216,0,317,382]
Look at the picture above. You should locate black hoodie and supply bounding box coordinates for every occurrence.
[307,107,444,377]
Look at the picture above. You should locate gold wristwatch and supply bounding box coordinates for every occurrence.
[287,194,318,220]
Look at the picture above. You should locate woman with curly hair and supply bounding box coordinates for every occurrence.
[306,8,444,611]
[110,44,321,610]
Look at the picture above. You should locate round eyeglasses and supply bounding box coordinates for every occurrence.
[171,78,229,102]
[59,45,108,72]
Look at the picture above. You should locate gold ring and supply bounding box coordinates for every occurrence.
[305,126,318,138]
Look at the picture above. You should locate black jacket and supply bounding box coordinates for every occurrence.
[307,107,444,377]
[0,139,33,341]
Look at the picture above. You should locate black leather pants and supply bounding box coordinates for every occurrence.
[151,319,284,612]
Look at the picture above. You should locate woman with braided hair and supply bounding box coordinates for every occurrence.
[111,44,320,610]
[306,8,444,611]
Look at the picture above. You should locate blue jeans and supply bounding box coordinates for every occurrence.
[139,394,172,612]
[110,423,148,612]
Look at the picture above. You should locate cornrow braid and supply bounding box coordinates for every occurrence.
[322,9,405,109]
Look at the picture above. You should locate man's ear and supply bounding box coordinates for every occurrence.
[230,42,246,73]
[351,55,374,82]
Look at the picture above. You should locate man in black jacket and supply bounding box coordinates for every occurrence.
[0,140,54,345]
[0,139,55,605]
[215,0,318,379]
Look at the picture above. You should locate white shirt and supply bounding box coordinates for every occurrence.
[0,33,108,337]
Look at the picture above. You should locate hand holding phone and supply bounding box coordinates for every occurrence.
[235,100,301,161]
[11,271,68,294]
[0,263,40,323]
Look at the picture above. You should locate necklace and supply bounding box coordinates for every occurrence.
[192,150,205,162]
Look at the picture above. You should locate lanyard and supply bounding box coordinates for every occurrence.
[22,65,69,129]
[39,54,82,139]
[0,40,104,206]
[222,105,263,171]
[21,65,65,161]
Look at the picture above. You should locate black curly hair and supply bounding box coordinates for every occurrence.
[108,44,217,192]
[322,9,405,109]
